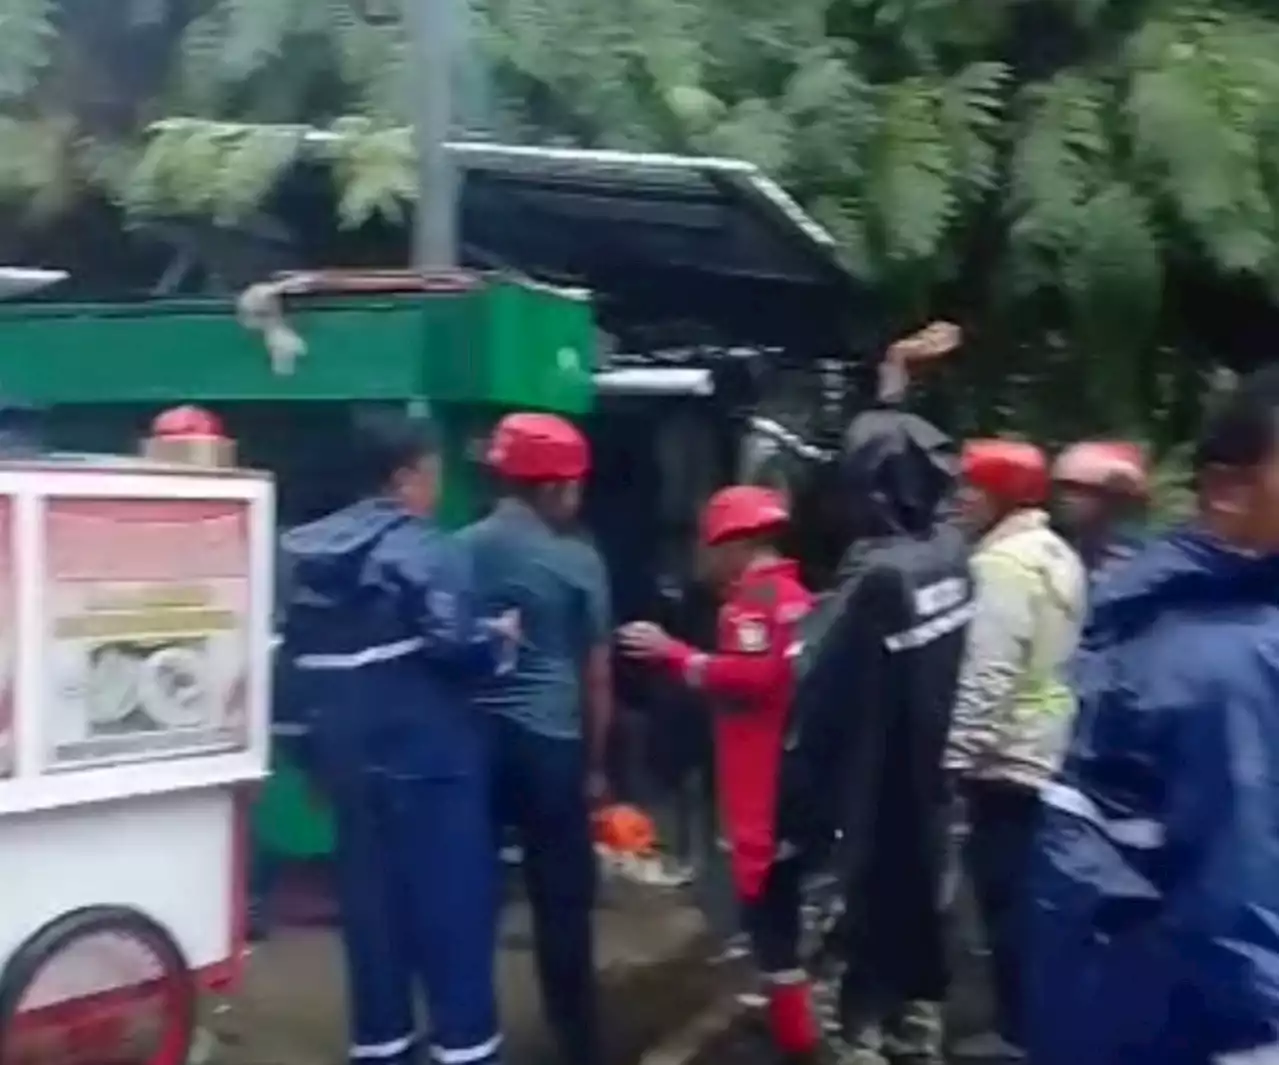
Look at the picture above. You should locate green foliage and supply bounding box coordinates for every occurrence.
[1125,5,1276,282]
[1147,442,1195,526]
[127,119,306,221]
[0,0,1272,443]
[324,118,416,227]
[0,0,55,100]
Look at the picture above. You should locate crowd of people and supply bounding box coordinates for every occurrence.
[270,355,1277,1065]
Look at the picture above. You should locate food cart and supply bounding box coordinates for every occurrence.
[0,453,273,1065]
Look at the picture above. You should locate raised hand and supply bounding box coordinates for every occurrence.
[887,320,962,363]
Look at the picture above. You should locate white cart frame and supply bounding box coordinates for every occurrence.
[0,460,273,1009]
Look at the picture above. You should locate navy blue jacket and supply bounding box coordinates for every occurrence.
[277,499,504,784]
[1027,528,1279,1065]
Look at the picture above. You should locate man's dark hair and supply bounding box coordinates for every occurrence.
[348,409,439,496]
[1194,365,1277,474]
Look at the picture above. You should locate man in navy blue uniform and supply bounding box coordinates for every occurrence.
[1027,366,1278,1065]
[461,412,614,1065]
[278,412,516,1065]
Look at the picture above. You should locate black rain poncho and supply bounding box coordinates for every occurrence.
[780,405,973,1006]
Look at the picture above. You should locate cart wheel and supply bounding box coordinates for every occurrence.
[0,906,195,1065]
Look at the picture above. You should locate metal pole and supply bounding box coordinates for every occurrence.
[406,0,458,269]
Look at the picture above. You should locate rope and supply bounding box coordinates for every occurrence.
[237,277,310,375]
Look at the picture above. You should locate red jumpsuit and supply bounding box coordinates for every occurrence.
[655,558,819,1055]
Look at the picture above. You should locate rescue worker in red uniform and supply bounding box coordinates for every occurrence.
[618,485,820,1061]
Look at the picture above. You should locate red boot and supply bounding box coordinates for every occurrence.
[767,977,820,1057]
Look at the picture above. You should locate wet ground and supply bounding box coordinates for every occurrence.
[683,935,997,1065]
[198,864,997,1065]
[203,882,715,1065]
[675,876,998,1065]
[685,983,996,1065]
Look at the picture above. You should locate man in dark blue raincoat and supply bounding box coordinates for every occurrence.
[1027,365,1278,1065]
[278,413,516,1065]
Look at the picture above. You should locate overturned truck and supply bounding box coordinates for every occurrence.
[0,141,892,859]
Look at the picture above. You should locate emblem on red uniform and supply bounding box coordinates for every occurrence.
[734,618,770,653]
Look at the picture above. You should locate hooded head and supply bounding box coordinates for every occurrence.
[837,407,957,539]
[282,412,440,612]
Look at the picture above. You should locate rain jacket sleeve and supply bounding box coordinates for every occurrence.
[381,529,512,678]
[1162,651,1278,1062]
[783,560,906,844]
[1029,536,1278,1065]
[655,572,810,702]
[791,562,893,743]
[660,625,789,703]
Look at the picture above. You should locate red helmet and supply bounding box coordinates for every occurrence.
[486,412,590,481]
[700,485,790,546]
[1052,441,1148,497]
[961,439,1049,505]
[151,405,225,440]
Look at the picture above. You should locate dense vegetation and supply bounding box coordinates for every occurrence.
[0,0,1273,447]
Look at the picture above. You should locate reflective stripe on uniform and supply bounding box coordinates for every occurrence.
[884,601,975,652]
[351,1032,417,1059]
[1215,1046,1280,1065]
[430,1034,503,1063]
[715,837,799,861]
[761,968,807,985]
[1041,781,1165,850]
[295,637,425,670]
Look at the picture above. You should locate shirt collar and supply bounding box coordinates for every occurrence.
[730,556,800,597]
[977,507,1049,553]
[493,496,552,533]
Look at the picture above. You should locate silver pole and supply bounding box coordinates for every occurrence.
[406,0,458,269]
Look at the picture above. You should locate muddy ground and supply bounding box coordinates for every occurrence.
[683,914,997,1065]
[203,884,715,1065]
[197,864,997,1065]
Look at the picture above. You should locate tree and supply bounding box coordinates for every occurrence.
[0,0,414,219]
[0,0,1273,435]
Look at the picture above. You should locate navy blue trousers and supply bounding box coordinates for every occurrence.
[491,716,600,1065]
[330,768,501,1065]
